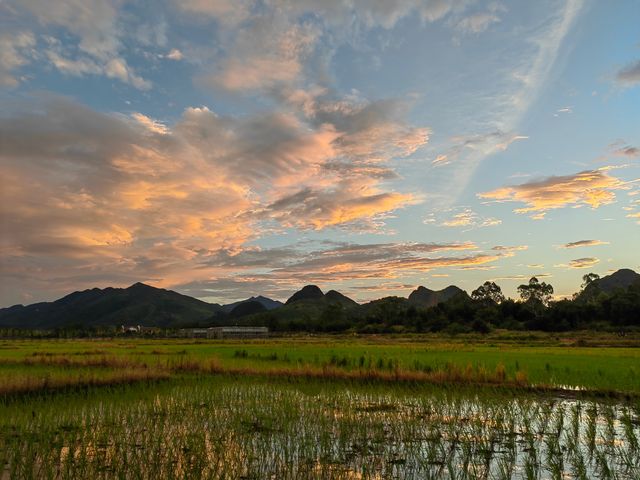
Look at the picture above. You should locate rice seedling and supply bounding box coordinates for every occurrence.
[1,336,639,478]
[1,377,638,479]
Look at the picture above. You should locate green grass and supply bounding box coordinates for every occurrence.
[1,333,638,394]
[1,334,639,478]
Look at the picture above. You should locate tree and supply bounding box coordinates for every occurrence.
[471,281,505,304]
[581,272,600,290]
[518,277,554,306]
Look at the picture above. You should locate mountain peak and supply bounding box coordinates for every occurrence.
[408,285,465,308]
[286,285,324,305]
[325,290,358,307]
[127,282,154,290]
[221,295,283,313]
[588,268,640,294]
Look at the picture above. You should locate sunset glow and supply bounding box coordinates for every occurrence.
[1,0,639,306]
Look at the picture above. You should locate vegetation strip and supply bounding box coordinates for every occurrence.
[2,353,636,400]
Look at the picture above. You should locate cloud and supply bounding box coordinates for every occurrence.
[131,113,169,135]
[172,0,253,26]
[433,154,449,165]
[266,186,417,230]
[0,93,429,304]
[165,48,183,61]
[490,273,552,281]
[441,0,585,202]
[13,0,151,89]
[478,168,631,218]
[440,208,501,229]
[455,9,502,35]
[19,0,120,59]
[191,0,477,93]
[613,145,640,158]
[561,240,609,249]
[556,258,600,269]
[491,245,528,254]
[173,239,515,302]
[104,58,151,90]
[553,106,572,117]
[201,16,320,91]
[268,0,465,31]
[0,31,36,87]
[435,131,527,166]
[615,60,640,86]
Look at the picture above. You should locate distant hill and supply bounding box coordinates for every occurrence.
[408,285,467,308]
[285,285,358,308]
[286,285,324,304]
[3,269,638,332]
[358,296,410,316]
[228,300,267,318]
[325,290,359,308]
[0,283,221,329]
[220,285,359,330]
[579,268,640,301]
[593,269,640,293]
[222,296,283,313]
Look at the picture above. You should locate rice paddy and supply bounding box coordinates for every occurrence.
[1,335,639,478]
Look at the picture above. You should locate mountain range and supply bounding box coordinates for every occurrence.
[1,269,638,330]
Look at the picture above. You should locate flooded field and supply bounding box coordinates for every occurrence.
[1,378,639,479]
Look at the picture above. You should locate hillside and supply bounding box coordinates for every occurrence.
[222,296,283,313]
[228,300,268,318]
[2,269,639,332]
[214,285,359,330]
[593,269,640,293]
[285,285,324,304]
[0,283,222,329]
[578,268,640,302]
[408,285,467,308]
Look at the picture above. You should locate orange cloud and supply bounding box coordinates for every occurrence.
[479,168,631,218]
[267,186,418,230]
[201,240,511,291]
[555,257,600,269]
[0,93,428,303]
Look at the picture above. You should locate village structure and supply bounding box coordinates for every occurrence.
[179,326,269,339]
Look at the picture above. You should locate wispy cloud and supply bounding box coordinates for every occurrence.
[434,131,528,167]
[615,59,640,86]
[490,273,551,281]
[439,208,501,229]
[434,0,584,204]
[555,257,600,269]
[561,239,609,249]
[201,18,320,92]
[0,32,36,87]
[8,0,151,89]
[613,145,640,158]
[454,3,506,35]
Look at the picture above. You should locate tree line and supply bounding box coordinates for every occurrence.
[258,274,640,334]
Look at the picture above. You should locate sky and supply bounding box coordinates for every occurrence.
[0,0,639,307]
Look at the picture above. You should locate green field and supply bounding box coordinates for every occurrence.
[1,333,639,394]
[1,334,639,478]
